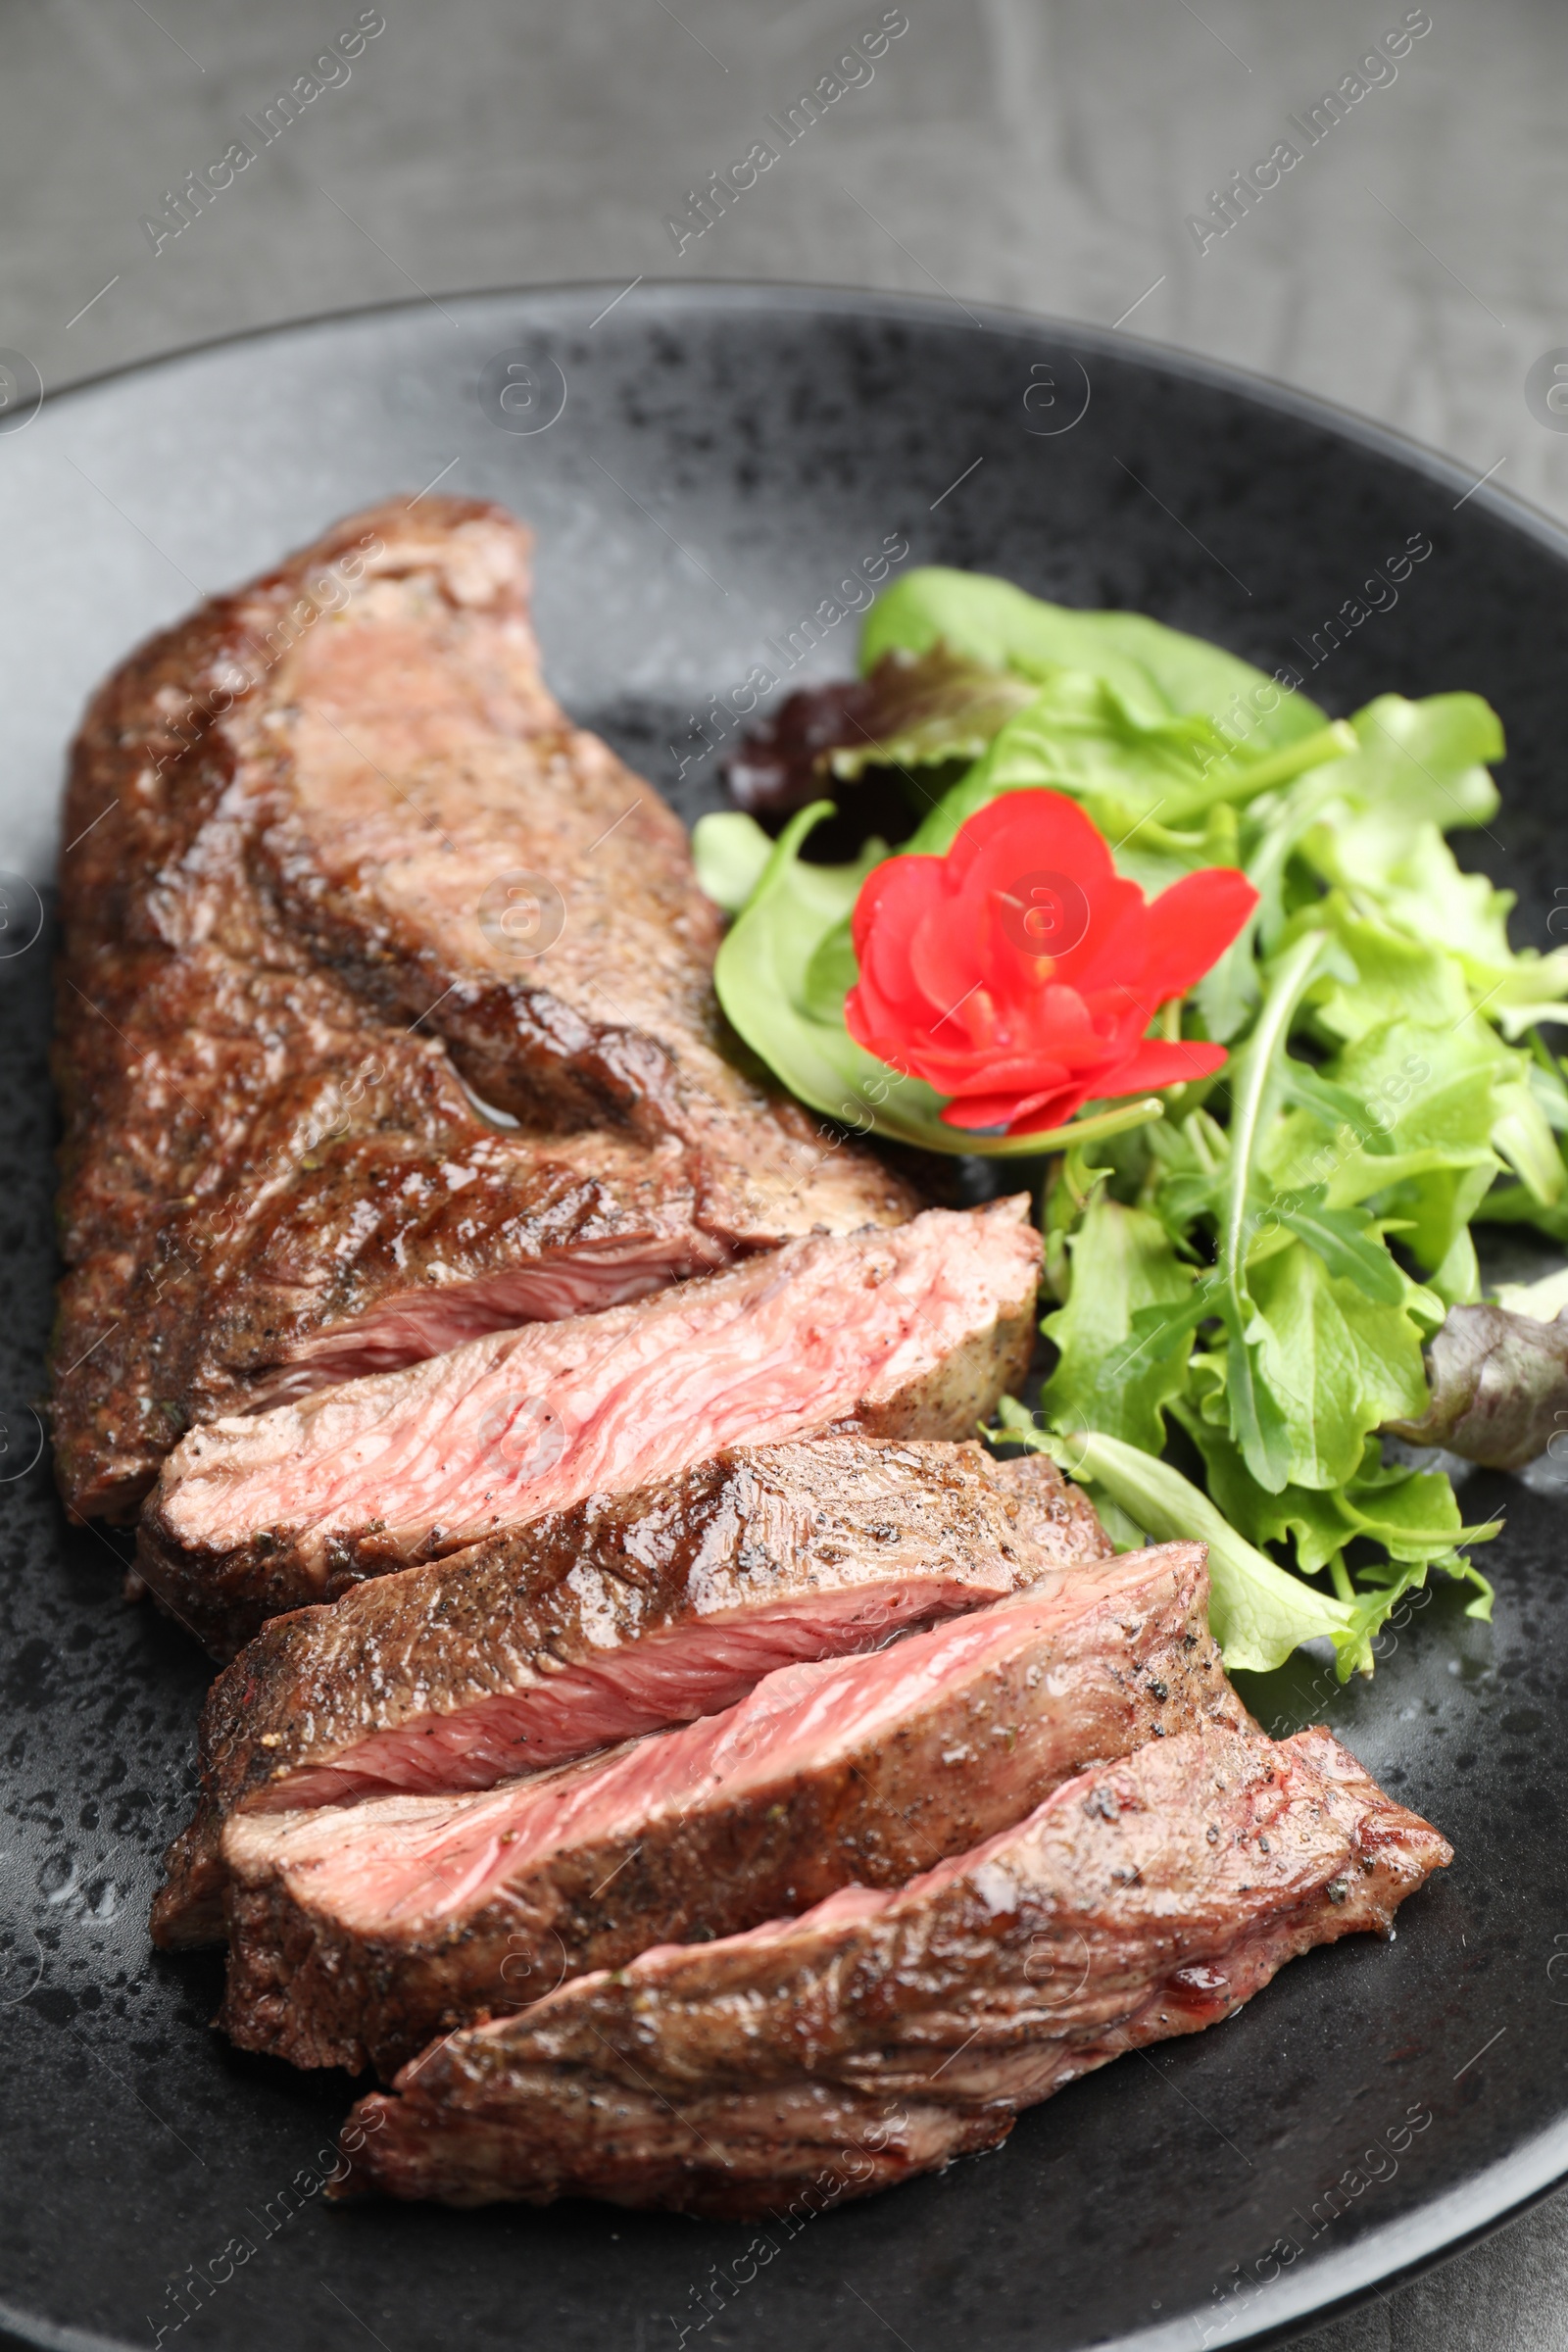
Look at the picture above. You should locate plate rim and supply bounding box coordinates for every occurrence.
[34,274,1568,574]
[11,275,1568,2351]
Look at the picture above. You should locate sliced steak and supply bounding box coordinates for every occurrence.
[152,1441,1102,1948]
[243,500,899,1235]
[138,1200,1040,1654]
[336,1720,1449,2215]
[61,1057,738,1519]
[220,1541,1237,2074]
[52,498,914,1521]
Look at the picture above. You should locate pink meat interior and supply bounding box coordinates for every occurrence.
[171,1205,1036,1556]
[237,1575,1136,1933]
[250,1240,731,1409]
[260,1572,1025,1812]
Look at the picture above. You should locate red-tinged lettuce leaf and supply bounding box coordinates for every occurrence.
[721,646,1037,817]
[1385,1299,1568,1470]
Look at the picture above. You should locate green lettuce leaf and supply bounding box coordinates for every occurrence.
[1245,1240,1432,1491]
[1175,1407,1496,1598]
[989,1406,1359,1674]
[1260,1015,1505,1275]
[1041,1197,1195,1454]
[1295,692,1568,1024]
[707,566,1525,1678]
[860,568,1327,753]
[693,809,775,915]
[900,673,1354,865]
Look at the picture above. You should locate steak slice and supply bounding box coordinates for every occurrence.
[219,1541,1243,2076]
[60,1049,739,1519]
[138,1200,1039,1654]
[152,1441,1103,1948]
[243,500,901,1236]
[53,931,736,1519]
[337,1720,1449,2215]
[52,498,914,1522]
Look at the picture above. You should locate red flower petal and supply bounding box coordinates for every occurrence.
[1140,866,1258,1001]
[1093,1037,1229,1096]
[942,1079,1091,1132]
[843,788,1250,1136]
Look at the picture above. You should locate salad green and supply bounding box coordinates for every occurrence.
[698,568,1568,1678]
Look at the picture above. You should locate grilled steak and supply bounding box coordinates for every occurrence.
[67,1081,742,1503]
[240,502,885,1196]
[152,1441,1103,1948]
[138,1200,1040,1654]
[337,1720,1449,2215]
[52,497,914,1521]
[219,1542,1237,2074]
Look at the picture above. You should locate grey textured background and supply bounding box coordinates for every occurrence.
[2,2,1565,2345]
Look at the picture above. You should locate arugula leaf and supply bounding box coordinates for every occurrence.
[1041,1197,1196,1453]
[1271,1192,1407,1302]
[1212,931,1342,1489]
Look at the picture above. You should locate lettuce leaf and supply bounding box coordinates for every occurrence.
[718,648,1039,818]
[706,564,1538,1676]
[861,568,1327,753]
[1041,1196,1195,1454]
[1245,1240,1432,1491]
[989,1405,1360,1673]
[818,646,1038,780]
[693,809,774,915]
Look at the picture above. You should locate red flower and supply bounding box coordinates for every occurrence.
[844,790,1257,1134]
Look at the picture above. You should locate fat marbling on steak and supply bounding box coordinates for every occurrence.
[51,497,913,1522]
[152,1439,1101,1949]
[337,1719,1449,2216]
[218,1542,1240,2076]
[137,1200,1040,1654]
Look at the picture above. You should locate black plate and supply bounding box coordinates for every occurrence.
[3,285,1568,2352]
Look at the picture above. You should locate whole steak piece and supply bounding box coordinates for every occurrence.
[153,1441,1103,1949]
[336,1720,1449,2216]
[137,1200,1040,1654]
[219,1542,1241,2076]
[51,497,915,1522]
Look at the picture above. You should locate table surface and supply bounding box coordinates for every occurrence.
[3,4,1566,2346]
